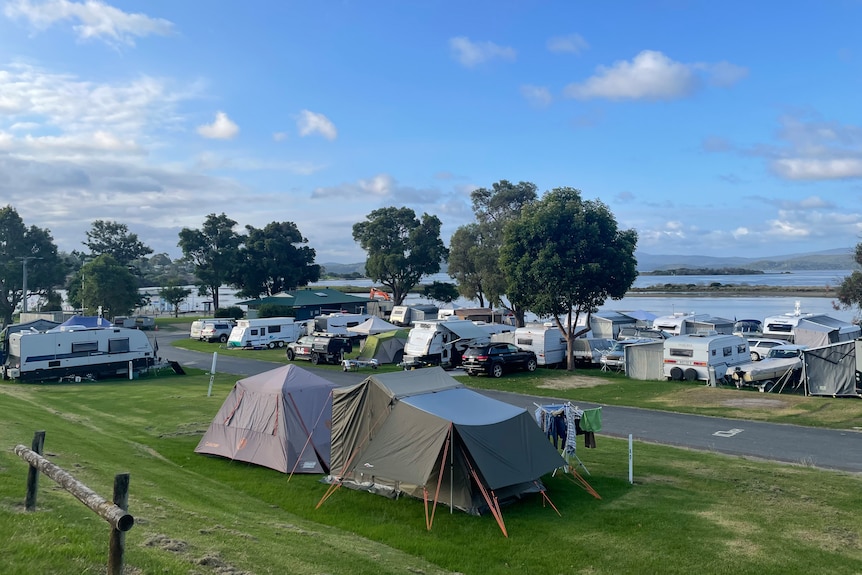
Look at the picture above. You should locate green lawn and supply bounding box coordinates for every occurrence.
[1,370,860,575]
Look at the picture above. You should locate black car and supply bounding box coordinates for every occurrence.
[462,343,538,378]
[285,334,353,365]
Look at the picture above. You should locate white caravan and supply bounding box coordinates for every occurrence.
[189,318,217,339]
[759,301,861,344]
[1,325,155,383]
[390,304,439,327]
[508,323,568,367]
[227,317,311,349]
[401,319,490,368]
[663,333,749,384]
[314,313,373,336]
[652,312,734,336]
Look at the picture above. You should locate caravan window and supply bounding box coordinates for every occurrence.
[250,329,259,336]
[737,344,747,354]
[72,341,98,354]
[269,325,281,333]
[109,338,130,353]
[722,346,733,357]
[766,324,793,333]
[517,337,533,346]
[669,348,693,358]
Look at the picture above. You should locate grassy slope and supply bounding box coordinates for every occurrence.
[1,369,861,575]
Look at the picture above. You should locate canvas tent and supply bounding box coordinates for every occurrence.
[346,316,401,336]
[357,329,409,364]
[803,341,861,397]
[794,317,861,348]
[322,367,566,533]
[195,364,340,474]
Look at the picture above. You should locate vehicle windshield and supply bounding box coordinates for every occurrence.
[768,348,801,359]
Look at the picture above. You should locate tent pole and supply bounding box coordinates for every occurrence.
[449,426,454,514]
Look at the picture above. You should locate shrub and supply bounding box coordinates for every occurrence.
[215,306,244,320]
[257,304,295,318]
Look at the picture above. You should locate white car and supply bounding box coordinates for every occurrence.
[730,344,806,389]
[747,338,788,361]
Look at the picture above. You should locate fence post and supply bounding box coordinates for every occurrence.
[25,430,46,512]
[108,473,130,575]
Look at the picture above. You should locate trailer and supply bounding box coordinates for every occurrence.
[1,325,155,383]
[652,312,734,336]
[401,319,489,369]
[390,304,439,327]
[227,317,311,349]
[663,333,749,384]
[313,312,373,337]
[507,323,568,367]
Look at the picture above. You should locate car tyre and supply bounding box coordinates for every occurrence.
[219,334,228,344]
[286,348,296,361]
[750,351,761,361]
[670,366,684,381]
[491,363,504,378]
[311,352,320,365]
[526,358,537,372]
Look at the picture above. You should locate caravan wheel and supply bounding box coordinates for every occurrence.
[277,341,285,348]
[684,368,698,381]
[267,342,276,349]
[669,367,684,381]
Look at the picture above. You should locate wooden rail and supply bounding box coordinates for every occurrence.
[14,431,134,574]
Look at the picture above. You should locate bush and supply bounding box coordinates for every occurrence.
[215,306,244,320]
[257,304,295,318]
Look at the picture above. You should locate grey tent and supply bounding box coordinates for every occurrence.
[324,367,566,530]
[794,317,861,348]
[804,341,861,397]
[346,316,401,335]
[195,364,340,474]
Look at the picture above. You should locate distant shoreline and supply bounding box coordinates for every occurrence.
[627,285,836,298]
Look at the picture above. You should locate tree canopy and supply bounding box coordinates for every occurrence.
[178,213,242,309]
[352,206,448,305]
[835,244,862,320]
[159,283,192,317]
[230,221,321,299]
[0,206,67,325]
[500,187,638,369]
[77,255,141,318]
[83,220,153,267]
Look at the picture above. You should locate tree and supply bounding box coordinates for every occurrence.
[422,281,460,303]
[448,180,537,324]
[0,206,67,325]
[231,221,321,299]
[77,255,141,318]
[352,207,448,305]
[500,187,638,370]
[835,243,862,320]
[159,283,192,317]
[83,220,153,267]
[178,213,242,310]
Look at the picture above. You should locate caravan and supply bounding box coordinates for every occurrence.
[1,324,155,382]
[313,313,373,337]
[663,333,749,383]
[401,319,489,368]
[507,323,568,367]
[653,312,734,336]
[390,304,439,327]
[227,317,310,349]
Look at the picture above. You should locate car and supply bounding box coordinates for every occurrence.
[599,338,654,372]
[286,334,353,365]
[461,343,537,378]
[747,338,788,361]
[199,321,235,343]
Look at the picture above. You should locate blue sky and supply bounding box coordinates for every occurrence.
[2,1,862,264]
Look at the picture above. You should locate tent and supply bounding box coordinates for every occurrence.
[195,364,340,474]
[357,329,409,364]
[794,317,861,348]
[51,315,112,330]
[346,316,401,335]
[804,341,861,397]
[322,367,566,533]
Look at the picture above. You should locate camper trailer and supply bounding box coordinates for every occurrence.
[508,323,568,367]
[663,333,749,383]
[761,301,860,344]
[227,317,310,349]
[401,319,489,368]
[1,325,155,382]
[652,312,734,336]
[313,313,373,337]
[390,304,439,327]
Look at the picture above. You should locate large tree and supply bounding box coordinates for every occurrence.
[835,243,862,319]
[231,221,321,299]
[159,283,192,317]
[0,206,67,325]
[500,187,638,370]
[352,207,448,305]
[83,220,153,267]
[178,213,242,310]
[448,180,537,324]
[74,255,140,318]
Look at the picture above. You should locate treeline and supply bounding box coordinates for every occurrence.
[641,267,765,276]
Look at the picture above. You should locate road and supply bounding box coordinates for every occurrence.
[158,332,862,474]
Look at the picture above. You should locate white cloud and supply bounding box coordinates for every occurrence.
[564,50,700,101]
[546,34,589,55]
[4,0,174,47]
[297,110,337,140]
[520,85,552,107]
[272,131,287,142]
[449,36,516,68]
[772,158,862,180]
[310,173,437,204]
[197,111,239,140]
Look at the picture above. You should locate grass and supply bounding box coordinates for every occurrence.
[1,370,861,575]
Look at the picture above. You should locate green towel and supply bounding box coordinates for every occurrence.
[580,408,602,432]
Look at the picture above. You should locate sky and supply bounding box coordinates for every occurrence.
[2,1,862,265]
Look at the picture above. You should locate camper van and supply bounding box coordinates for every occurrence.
[401,319,489,368]
[313,313,373,337]
[190,318,217,339]
[390,304,439,327]
[663,333,749,383]
[227,317,310,349]
[1,325,155,382]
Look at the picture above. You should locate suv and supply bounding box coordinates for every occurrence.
[199,321,235,343]
[286,334,353,365]
[462,343,537,378]
[747,338,788,361]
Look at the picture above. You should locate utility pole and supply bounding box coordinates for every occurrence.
[19,257,42,314]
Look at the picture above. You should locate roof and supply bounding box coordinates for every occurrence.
[237,288,371,308]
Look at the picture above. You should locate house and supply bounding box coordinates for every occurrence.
[237,288,372,321]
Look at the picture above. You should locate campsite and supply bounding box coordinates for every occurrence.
[1,348,861,574]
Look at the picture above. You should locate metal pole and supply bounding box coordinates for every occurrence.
[628,434,633,485]
[19,256,40,314]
